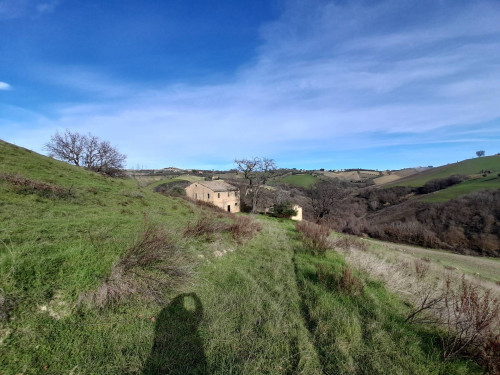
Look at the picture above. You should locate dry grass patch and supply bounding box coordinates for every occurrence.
[79,223,190,308]
[337,237,500,368]
[184,213,262,244]
[0,173,74,199]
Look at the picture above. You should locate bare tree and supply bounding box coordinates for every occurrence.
[45,129,126,176]
[45,129,86,167]
[234,157,277,213]
[308,180,350,222]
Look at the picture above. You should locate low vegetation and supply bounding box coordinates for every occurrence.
[1,140,499,374]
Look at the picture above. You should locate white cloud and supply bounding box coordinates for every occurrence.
[0,0,60,19]
[0,81,11,90]
[3,0,500,168]
[37,0,60,15]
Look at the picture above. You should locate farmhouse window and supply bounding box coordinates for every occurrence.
[228,192,230,197]
[218,193,220,198]
[207,193,210,199]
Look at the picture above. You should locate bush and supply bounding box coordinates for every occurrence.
[316,264,364,295]
[296,221,331,256]
[78,223,189,307]
[0,173,74,199]
[230,216,262,243]
[183,216,232,239]
[270,201,297,218]
[183,214,261,244]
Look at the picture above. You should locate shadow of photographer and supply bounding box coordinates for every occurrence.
[143,293,207,375]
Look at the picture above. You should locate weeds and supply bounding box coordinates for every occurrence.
[183,216,232,239]
[78,223,190,307]
[440,276,500,362]
[316,264,364,295]
[229,216,262,243]
[334,236,368,252]
[0,173,74,199]
[184,214,261,243]
[296,221,331,256]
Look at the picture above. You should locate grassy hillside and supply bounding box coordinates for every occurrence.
[392,155,500,187]
[277,173,318,188]
[0,140,485,374]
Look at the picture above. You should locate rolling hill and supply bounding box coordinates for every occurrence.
[0,140,489,374]
[390,155,500,187]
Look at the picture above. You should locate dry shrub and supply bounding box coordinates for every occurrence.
[78,224,189,308]
[316,264,363,295]
[414,259,430,280]
[339,267,364,295]
[335,236,368,252]
[183,216,232,239]
[441,276,500,361]
[184,215,261,244]
[482,333,500,374]
[0,173,73,199]
[296,221,331,256]
[230,216,262,243]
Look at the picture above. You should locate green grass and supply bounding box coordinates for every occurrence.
[277,174,318,188]
[0,140,486,374]
[420,174,500,202]
[293,250,480,374]
[390,155,500,188]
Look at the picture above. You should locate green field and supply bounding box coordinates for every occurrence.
[278,173,318,187]
[391,155,500,187]
[421,174,500,202]
[0,140,485,374]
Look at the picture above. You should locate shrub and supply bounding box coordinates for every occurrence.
[183,216,232,239]
[334,236,368,252]
[441,276,500,361]
[316,264,363,295]
[0,174,74,199]
[270,201,298,218]
[78,224,189,307]
[229,216,262,243]
[406,274,500,364]
[296,221,331,256]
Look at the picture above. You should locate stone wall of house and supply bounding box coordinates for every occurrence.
[291,205,303,221]
[185,183,241,213]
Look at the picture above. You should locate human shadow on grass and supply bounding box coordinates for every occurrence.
[143,293,207,375]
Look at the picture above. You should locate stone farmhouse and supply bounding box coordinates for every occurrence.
[185,181,240,213]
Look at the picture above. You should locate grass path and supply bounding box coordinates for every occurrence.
[192,217,322,374]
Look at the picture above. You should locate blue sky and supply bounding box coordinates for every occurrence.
[1,0,500,170]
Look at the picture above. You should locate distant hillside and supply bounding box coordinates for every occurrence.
[384,155,500,201]
[390,155,500,187]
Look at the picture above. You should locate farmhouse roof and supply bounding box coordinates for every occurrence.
[196,181,239,192]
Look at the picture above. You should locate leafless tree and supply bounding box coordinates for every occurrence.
[309,180,350,222]
[234,157,277,213]
[45,129,126,176]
